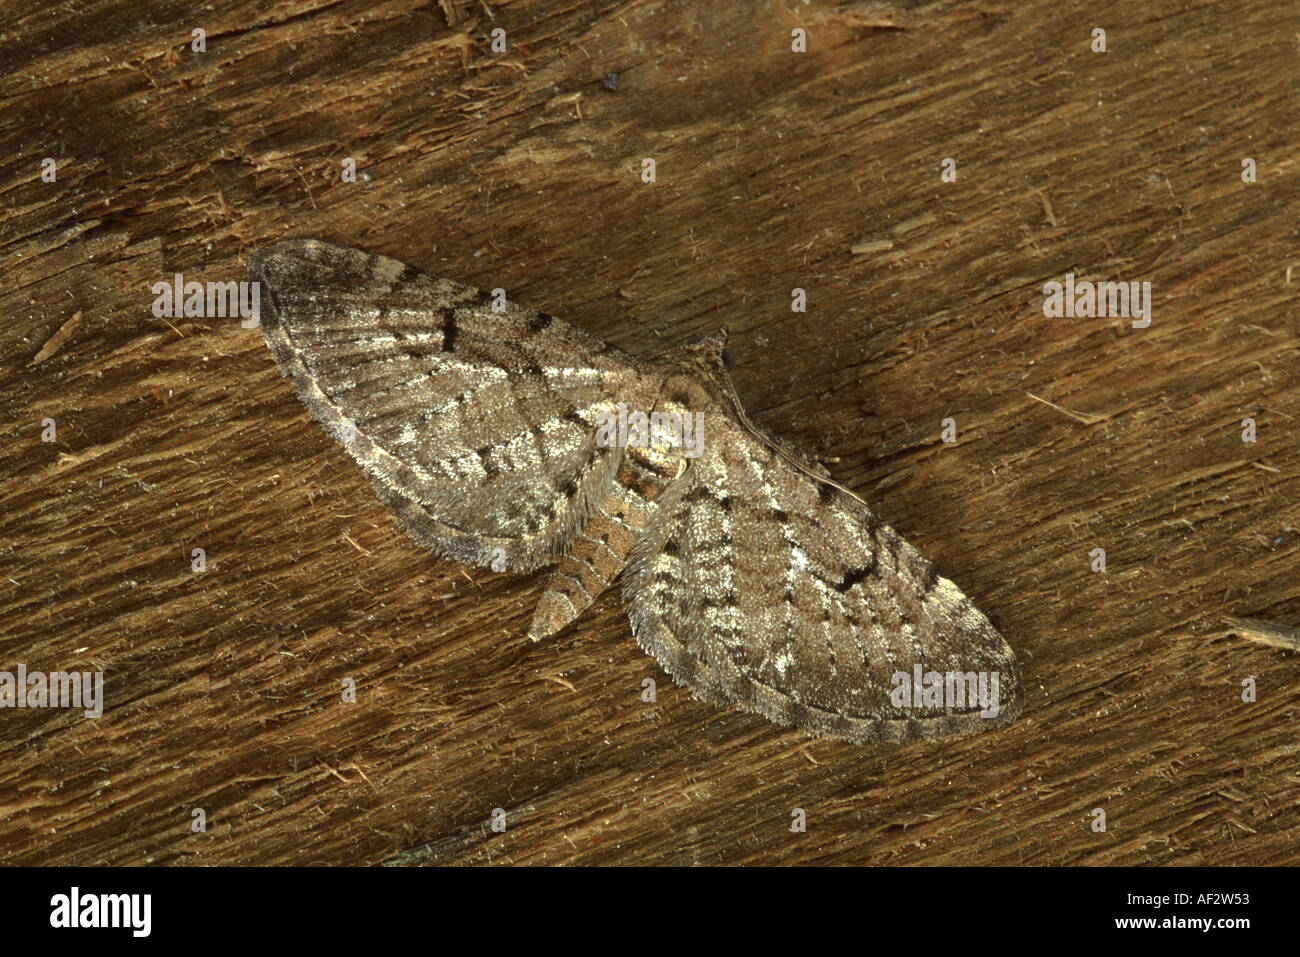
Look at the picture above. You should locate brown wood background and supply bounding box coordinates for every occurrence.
[2,0,1298,866]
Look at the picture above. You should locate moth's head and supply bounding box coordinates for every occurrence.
[687,325,733,370]
[631,332,730,473]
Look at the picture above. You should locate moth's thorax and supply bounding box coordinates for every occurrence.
[662,346,748,426]
[661,362,726,406]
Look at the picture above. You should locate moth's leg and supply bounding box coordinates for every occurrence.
[528,450,680,641]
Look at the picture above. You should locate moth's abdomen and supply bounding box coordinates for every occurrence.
[527,450,682,641]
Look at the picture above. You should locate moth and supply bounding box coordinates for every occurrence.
[251,239,1022,743]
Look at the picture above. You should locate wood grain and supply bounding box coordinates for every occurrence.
[2,0,1298,865]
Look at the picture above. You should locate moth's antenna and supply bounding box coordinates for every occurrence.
[734,403,872,509]
[712,360,872,510]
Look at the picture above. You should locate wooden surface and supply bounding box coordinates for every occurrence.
[2,0,1298,866]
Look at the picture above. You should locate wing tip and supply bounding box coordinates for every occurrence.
[756,669,1025,746]
[248,234,325,272]
[247,238,344,338]
[627,601,1026,746]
